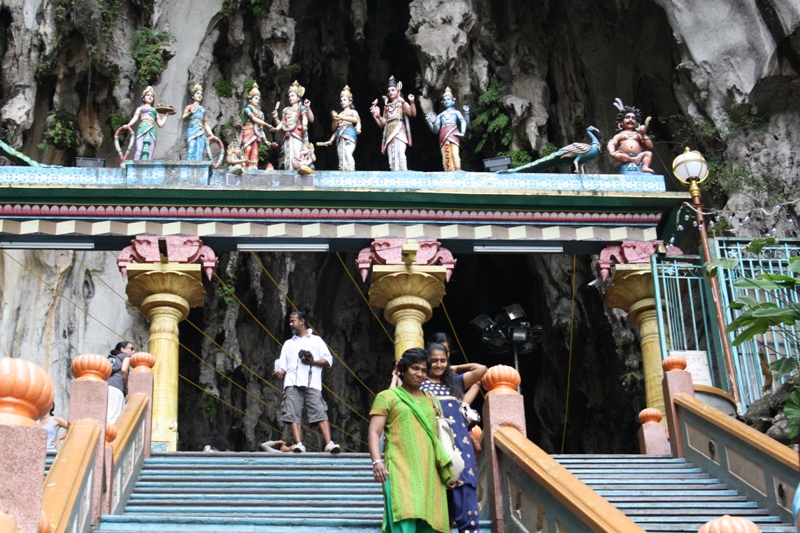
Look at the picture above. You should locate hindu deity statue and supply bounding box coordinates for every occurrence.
[369,76,416,171]
[425,87,470,171]
[126,86,170,161]
[240,82,276,171]
[183,84,214,161]
[316,85,361,171]
[273,80,315,170]
[606,98,654,174]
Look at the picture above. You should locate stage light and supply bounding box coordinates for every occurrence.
[470,314,496,332]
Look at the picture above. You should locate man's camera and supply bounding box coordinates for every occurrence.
[298,349,313,363]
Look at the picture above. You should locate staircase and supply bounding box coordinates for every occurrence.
[555,455,796,532]
[97,452,383,532]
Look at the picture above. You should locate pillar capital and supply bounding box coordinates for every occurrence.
[71,353,112,382]
[369,267,447,359]
[482,365,521,395]
[604,265,655,312]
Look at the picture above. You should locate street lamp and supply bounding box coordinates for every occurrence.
[671,148,741,406]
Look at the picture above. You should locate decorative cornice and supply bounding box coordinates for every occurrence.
[0,203,662,225]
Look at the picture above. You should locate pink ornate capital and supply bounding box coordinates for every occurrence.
[356,238,456,281]
[598,240,683,281]
[117,236,219,280]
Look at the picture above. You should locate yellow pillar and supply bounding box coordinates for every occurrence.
[125,265,205,451]
[605,264,667,424]
[369,265,447,359]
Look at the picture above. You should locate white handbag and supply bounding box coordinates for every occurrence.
[434,400,465,480]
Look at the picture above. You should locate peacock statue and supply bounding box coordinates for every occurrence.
[498,126,601,174]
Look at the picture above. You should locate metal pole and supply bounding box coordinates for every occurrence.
[513,342,521,394]
[689,179,741,408]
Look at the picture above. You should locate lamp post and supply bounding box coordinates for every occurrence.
[672,148,741,407]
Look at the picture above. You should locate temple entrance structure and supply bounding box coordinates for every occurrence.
[0,162,689,450]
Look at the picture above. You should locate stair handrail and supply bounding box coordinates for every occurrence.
[663,357,799,525]
[107,393,149,514]
[675,392,798,472]
[494,427,647,533]
[41,419,102,533]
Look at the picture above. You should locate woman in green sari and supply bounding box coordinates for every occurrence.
[369,348,453,533]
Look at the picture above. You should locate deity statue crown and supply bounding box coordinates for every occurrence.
[191,84,203,94]
[142,86,156,100]
[340,85,353,101]
[443,87,454,99]
[289,80,306,98]
[247,83,261,99]
[387,76,402,93]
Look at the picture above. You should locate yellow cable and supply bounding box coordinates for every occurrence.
[249,251,377,398]
[2,251,135,345]
[335,252,394,343]
[88,252,365,448]
[214,271,282,346]
[442,300,485,400]
[560,255,577,454]
[178,373,320,451]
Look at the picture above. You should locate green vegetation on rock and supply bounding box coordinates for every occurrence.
[132,26,175,85]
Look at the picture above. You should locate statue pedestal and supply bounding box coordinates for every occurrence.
[369,266,447,359]
[126,264,205,451]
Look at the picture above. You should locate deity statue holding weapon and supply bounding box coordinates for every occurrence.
[240,82,278,171]
[370,76,416,171]
[316,85,361,171]
[607,98,654,174]
[273,80,315,170]
[183,84,215,161]
[125,86,174,161]
[425,87,469,171]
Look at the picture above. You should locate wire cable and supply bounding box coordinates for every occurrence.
[249,251,377,398]
[335,252,394,343]
[85,251,365,448]
[560,254,577,454]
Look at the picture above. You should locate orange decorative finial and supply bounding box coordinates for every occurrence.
[70,353,112,382]
[662,354,687,372]
[482,365,521,395]
[39,509,51,533]
[0,357,55,427]
[638,408,663,425]
[130,351,155,373]
[698,515,762,533]
[105,422,117,443]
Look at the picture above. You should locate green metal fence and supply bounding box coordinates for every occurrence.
[652,254,728,395]
[712,238,799,411]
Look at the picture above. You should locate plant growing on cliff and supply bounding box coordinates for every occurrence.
[216,272,237,307]
[132,26,175,85]
[214,79,234,98]
[468,82,532,168]
[42,110,78,151]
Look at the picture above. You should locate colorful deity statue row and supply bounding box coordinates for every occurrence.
[117,81,649,175]
[117,77,470,174]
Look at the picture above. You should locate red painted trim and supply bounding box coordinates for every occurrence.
[0,204,662,224]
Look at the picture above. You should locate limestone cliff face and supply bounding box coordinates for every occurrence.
[0,0,798,451]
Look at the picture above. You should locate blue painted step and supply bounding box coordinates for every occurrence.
[554,454,795,533]
[98,452,492,533]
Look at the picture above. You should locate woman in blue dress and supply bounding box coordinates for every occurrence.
[183,84,214,161]
[421,334,487,533]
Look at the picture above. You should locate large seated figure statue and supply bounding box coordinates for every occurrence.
[607,98,654,174]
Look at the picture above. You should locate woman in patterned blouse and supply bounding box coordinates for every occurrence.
[421,335,487,533]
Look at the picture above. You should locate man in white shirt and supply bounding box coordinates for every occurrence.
[270,311,340,453]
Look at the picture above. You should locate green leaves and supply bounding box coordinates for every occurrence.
[705,258,739,278]
[784,389,800,440]
[744,237,778,256]
[770,357,800,376]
